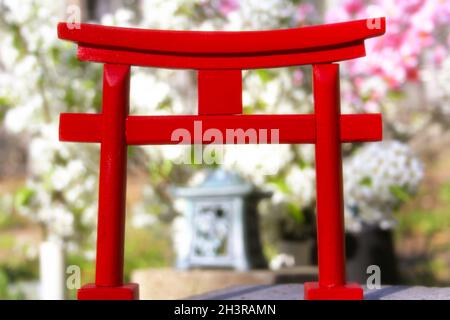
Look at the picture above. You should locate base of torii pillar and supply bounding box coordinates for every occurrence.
[78,283,139,300]
[304,282,363,300]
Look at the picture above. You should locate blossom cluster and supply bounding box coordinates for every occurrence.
[343,141,423,231]
[0,1,101,245]
[327,0,450,136]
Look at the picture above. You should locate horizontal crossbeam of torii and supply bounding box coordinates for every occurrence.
[60,113,381,144]
[57,17,386,300]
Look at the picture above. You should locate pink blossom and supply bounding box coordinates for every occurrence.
[343,0,365,14]
[293,68,304,86]
[432,45,448,65]
[363,100,380,113]
[296,3,316,24]
[326,0,449,91]
[218,0,239,16]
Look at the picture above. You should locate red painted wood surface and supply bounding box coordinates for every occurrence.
[76,43,366,70]
[59,113,102,142]
[57,17,386,300]
[198,70,242,115]
[314,64,346,287]
[304,282,363,300]
[78,283,139,300]
[303,64,363,300]
[95,64,129,288]
[57,18,385,69]
[57,18,384,55]
[60,113,382,145]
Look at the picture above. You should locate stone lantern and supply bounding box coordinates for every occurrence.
[172,169,270,271]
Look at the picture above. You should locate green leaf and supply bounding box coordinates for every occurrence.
[161,159,173,176]
[0,96,10,106]
[268,177,290,194]
[256,69,276,83]
[387,90,405,101]
[156,97,172,110]
[254,99,267,111]
[127,146,137,157]
[439,182,450,203]
[14,187,35,207]
[389,185,410,202]
[243,105,253,114]
[0,96,10,121]
[50,46,60,63]
[359,176,372,187]
[287,202,305,224]
[298,158,308,169]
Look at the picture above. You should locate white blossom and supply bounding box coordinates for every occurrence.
[222,144,293,184]
[343,141,424,231]
[285,166,316,207]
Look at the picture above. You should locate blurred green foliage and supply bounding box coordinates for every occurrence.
[124,225,174,282]
[64,222,173,300]
[397,182,450,236]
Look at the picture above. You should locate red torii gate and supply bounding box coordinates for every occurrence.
[57,18,386,300]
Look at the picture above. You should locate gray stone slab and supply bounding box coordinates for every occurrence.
[189,284,450,300]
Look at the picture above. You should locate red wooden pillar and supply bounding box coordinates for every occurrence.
[78,64,139,300]
[304,63,363,300]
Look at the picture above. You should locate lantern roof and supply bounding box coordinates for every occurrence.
[172,169,271,198]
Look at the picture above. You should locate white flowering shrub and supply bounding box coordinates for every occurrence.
[0,1,102,248]
[344,141,424,231]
